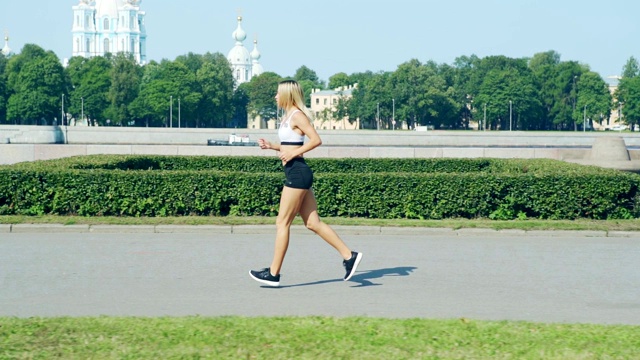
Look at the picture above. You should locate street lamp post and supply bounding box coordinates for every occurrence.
[583,104,587,132]
[178,98,181,128]
[392,98,395,131]
[376,102,380,130]
[169,96,173,128]
[509,100,512,131]
[483,103,487,131]
[573,75,577,131]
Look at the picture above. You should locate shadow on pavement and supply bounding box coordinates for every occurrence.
[275,266,417,288]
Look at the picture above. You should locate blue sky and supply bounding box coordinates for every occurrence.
[1,0,638,84]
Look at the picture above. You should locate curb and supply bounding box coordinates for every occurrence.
[2,223,640,238]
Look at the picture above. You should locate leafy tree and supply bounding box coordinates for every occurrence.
[0,53,7,123]
[471,56,543,130]
[65,56,112,126]
[130,59,200,128]
[618,76,640,128]
[246,72,282,123]
[294,65,320,84]
[621,56,640,79]
[528,51,561,130]
[350,71,393,129]
[232,83,250,128]
[196,53,234,127]
[5,44,67,125]
[328,72,351,89]
[294,66,324,106]
[575,72,612,129]
[105,53,141,126]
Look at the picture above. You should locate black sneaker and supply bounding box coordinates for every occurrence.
[343,251,363,281]
[249,267,280,287]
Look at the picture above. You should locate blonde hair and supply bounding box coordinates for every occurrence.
[277,80,314,122]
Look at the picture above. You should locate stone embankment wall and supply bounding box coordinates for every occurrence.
[1,125,640,170]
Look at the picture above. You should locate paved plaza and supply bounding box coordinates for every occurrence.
[1,227,639,325]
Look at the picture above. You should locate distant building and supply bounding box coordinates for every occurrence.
[310,85,359,130]
[71,0,147,65]
[227,16,263,86]
[1,32,12,57]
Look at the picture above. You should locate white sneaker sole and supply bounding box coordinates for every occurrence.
[249,271,280,287]
[344,252,363,281]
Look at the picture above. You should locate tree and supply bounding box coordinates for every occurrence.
[105,53,141,126]
[328,72,351,89]
[66,56,112,126]
[294,66,324,107]
[5,44,67,125]
[471,56,543,130]
[618,76,640,128]
[130,59,201,128]
[294,65,320,84]
[350,71,393,129]
[621,57,640,79]
[232,83,250,128]
[196,53,234,127]
[0,53,7,123]
[246,72,282,123]
[575,72,612,129]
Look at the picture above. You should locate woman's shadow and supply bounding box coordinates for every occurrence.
[280,266,417,288]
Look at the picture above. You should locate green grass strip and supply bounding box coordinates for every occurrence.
[1,316,639,359]
[2,215,640,231]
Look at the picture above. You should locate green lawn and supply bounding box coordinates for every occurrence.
[3,216,639,359]
[2,317,639,359]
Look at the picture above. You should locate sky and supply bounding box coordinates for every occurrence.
[1,0,638,84]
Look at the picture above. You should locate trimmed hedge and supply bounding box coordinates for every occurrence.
[1,155,639,220]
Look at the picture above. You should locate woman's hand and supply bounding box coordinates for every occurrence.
[258,138,272,150]
[278,149,295,164]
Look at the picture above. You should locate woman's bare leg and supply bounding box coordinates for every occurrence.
[269,186,307,275]
[298,189,352,260]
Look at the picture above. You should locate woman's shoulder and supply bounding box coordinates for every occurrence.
[290,109,310,126]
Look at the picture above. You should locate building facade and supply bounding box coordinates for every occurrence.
[310,85,359,130]
[71,0,147,65]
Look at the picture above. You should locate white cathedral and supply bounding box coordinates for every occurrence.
[227,16,263,85]
[71,0,147,65]
[69,2,263,85]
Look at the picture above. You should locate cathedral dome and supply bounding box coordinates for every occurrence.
[95,0,124,19]
[227,45,251,66]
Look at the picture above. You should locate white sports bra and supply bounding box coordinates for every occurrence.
[278,109,305,145]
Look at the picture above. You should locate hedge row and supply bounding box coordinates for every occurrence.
[1,156,639,220]
[10,155,579,174]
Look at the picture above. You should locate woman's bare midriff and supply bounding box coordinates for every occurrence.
[281,144,303,165]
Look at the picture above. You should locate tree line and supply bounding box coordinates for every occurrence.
[0,44,638,131]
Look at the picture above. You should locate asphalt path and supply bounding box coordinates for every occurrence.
[1,229,639,325]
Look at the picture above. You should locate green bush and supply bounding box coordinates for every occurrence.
[1,155,638,220]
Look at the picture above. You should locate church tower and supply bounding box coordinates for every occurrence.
[1,31,12,57]
[71,0,147,65]
[227,16,252,85]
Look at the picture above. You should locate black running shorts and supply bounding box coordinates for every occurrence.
[283,158,313,189]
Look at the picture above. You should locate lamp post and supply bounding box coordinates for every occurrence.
[178,98,181,128]
[392,98,395,131]
[583,104,587,132]
[169,95,173,128]
[509,100,512,131]
[573,75,577,131]
[81,97,84,125]
[62,94,67,144]
[376,102,380,130]
[483,103,487,131]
